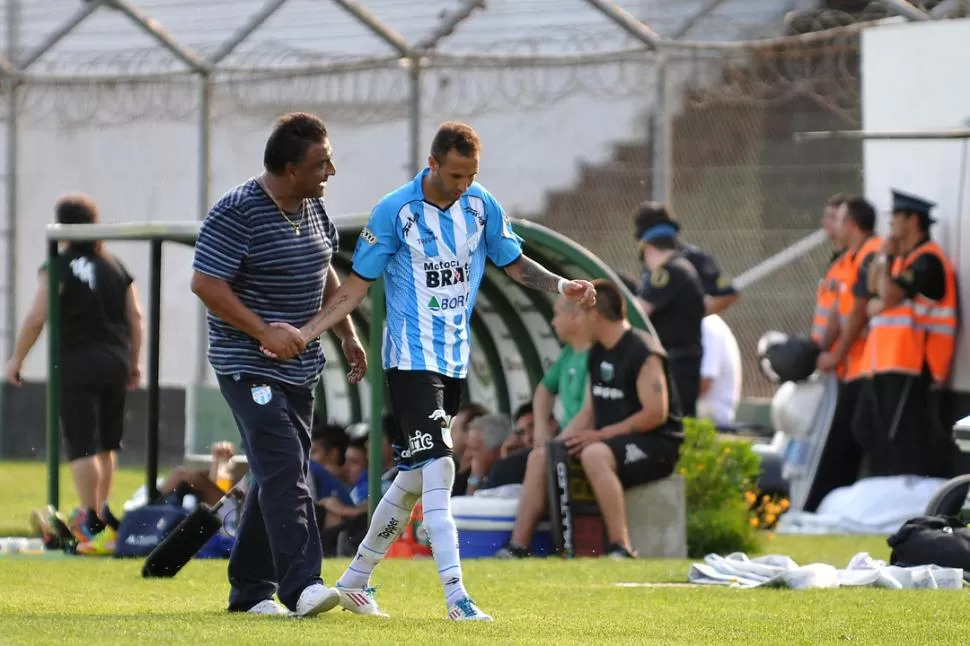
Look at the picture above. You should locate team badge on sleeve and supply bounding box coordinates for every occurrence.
[360,227,377,245]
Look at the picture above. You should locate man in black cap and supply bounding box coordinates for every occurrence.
[633,202,740,316]
[852,189,962,478]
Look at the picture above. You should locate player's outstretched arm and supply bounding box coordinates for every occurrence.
[300,274,371,345]
[502,255,596,306]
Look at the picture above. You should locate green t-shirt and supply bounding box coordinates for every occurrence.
[542,345,589,427]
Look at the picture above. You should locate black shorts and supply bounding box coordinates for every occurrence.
[385,369,462,470]
[602,432,682,489]
[60,360,128,462]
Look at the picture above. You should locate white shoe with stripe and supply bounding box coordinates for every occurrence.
[447,597,492,622]
[338,586,389,618]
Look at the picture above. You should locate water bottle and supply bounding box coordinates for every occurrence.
[782,437,808,480]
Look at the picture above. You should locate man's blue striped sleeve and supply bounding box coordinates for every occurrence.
[193,204,250,282]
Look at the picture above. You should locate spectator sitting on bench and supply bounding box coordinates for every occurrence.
[472,404,558,494]
[156,441,243,508]
[496,279,684,559]
[308,424,355,531]
[449,403,491,496]
[465,414,514,495]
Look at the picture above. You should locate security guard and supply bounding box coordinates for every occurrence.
[635,220,706,417]
[852,189,961,478]
[633,202,739,316]
[811,194,848,355]
[806,196,881,511]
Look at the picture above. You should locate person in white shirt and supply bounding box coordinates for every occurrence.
[697,314,742,425]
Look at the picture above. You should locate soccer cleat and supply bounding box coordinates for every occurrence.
[493,542,528,559]
[48,507,77,552]
[247,599,290,616]
[338,586,389,618]
[76,527,117,556]
[68,508,94,544]
[447,597,492,622]
[291,583,341,618]
[605,543,637,560]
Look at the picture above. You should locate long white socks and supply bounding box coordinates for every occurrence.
[420,457,469,605]
[337,468,422,589]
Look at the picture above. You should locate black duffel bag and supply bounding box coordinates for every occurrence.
[887,515,970,570]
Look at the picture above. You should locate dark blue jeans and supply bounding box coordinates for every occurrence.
[217,373,323,612]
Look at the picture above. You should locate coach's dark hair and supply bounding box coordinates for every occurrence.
[844,196,876,234]
[633,201,680,240]
[55,193,102,254]
[591,279,627,322]
[264,112,327,175]
[430,121,481,160]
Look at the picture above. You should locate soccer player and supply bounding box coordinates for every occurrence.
[267,121,595,621]
[191,113,366,617]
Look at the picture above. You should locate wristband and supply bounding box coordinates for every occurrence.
[557,277,567,295]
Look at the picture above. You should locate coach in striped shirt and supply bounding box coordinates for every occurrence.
[190,113,365,619]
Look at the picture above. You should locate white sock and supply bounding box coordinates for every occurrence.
[421,457,469,605]
[337,468,422,590]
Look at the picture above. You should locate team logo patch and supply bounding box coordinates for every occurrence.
[251,385,272,406]
[600,361,615,382]
[649,267,670,289]
[360,227,377,245]
[716,274,733,289]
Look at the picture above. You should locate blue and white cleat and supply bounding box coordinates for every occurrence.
[447,597,492,622]
[338,586,389,618]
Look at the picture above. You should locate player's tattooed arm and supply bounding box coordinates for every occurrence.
[503,255,562,293]
[300,274,370,343]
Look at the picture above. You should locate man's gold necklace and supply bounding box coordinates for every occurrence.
[259,178,306,236]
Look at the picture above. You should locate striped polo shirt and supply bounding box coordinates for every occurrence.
[193,178,338,387]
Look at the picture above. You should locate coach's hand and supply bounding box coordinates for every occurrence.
[563,279,596,308]
[563,429,600,458]
[341,336,367,384]
[259,322,307,361]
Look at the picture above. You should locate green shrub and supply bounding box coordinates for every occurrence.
[676,417,764,558]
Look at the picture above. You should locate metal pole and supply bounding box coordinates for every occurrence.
[188,75,212,458]
[146,240,163,502]
[46,239,60,510]
[366,278,385,520]
[409,61,422,176]
[651,55,667,203]
[5,0,18,403]
[795,129,970,142]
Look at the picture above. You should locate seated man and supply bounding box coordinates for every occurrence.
[476,404,557,493]
[464,413,514,495]
[449,403,490,496]
[496,279,684,559]
[500,404,534,458]
[308,425,355,531]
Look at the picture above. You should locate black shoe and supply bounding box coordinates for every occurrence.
[494,542,529,559]
[605,543,637,559]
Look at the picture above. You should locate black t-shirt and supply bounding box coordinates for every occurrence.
[46,247,133,370]
[681,243,738,297]
[587,329,682,439]
[638,254,705,355]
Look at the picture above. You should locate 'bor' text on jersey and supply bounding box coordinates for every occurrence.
[425,260,471,288]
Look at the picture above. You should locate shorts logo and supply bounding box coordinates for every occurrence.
[360,227,377,245]
[429,409,453,448]
[408,431,434,456]
[251,385,272,406]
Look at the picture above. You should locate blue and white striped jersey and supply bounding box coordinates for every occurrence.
[352,168,523,379]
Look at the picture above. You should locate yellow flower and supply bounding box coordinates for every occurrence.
[779,499,790,510]
[749,517,760,527]
[766,532,775,540]
[761,495,770,504]
[764,513,777,525]
[744,491,757,505]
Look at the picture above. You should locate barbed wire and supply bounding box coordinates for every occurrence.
[0,11,885,126]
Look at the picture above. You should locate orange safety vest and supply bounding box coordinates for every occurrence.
[836,236,883,381]
[864,240,958,383]
[811,252,844,347]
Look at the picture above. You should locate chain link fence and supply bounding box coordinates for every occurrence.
[0,1,909,397]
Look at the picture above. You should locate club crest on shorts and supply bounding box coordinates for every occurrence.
[251,385,272,406]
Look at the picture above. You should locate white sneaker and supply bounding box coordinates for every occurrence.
[447,597,492,622]
[292,583,341,618]
[247,599,289,616]
[338,586,389,618]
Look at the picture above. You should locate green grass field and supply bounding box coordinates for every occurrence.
[1,461,966,645]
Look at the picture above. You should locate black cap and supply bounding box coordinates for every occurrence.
[892,189,937,223]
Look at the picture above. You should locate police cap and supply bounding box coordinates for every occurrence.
[892,189,937,224]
